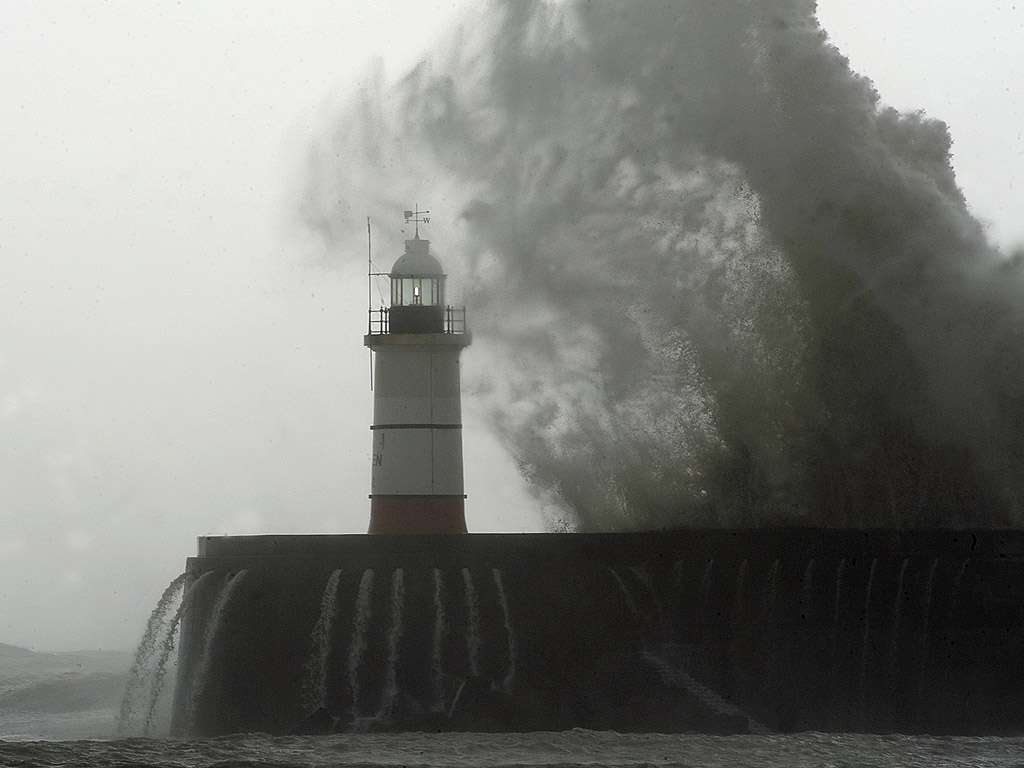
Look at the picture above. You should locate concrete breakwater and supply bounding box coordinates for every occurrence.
[170,530,1024,736]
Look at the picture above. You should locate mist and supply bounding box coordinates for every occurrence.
[0,0,537,653]
[303,0,1024,530]
[2,0,1022,652]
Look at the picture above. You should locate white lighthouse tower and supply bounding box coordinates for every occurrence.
[364,210,471,534]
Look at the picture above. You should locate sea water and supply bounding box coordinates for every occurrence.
[1,680,1020,767]
[1,730,1023,768]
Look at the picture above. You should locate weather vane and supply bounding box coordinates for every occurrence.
[403,204,430,237]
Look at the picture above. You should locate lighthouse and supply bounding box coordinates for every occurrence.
[364,211,471,534]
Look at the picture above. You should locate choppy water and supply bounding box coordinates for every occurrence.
[1,731,1023,768]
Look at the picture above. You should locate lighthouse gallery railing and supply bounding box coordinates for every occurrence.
[367,306,467,335]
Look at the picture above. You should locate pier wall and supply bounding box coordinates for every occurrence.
[170,530,1024,736]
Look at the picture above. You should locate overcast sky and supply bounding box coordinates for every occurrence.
[1,1,1022,651]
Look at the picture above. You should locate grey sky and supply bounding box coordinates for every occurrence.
[1,1,1022,651]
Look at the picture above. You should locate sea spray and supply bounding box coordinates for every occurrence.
[117,573,186,735]
[302,569,343,715]
[184,570,249,733]
[347,569,375,717]
[461,568,481,677]
[303,0,1024,530]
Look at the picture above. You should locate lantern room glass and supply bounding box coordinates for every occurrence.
[391,277,442,307]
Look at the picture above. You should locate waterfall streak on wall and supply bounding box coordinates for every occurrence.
[673,560,685,592]
[801,559,816,622]
[631,566,663,615]
[917,558,940,700]
[641,650,772,734]
[302,569,342,715]
[729,561,748,670]
[347,569,375,717]
[609,568,639,616]
[699,559,715,633]
[143,570,215,736]
[830,559,847,652]
[118,573,186,735]
[762,559,781,691]
[185,570,248,732]
[887,558,910,718]
[461,568,481,677]
[827,557,848,730]
[765,559,781,630]
[492,568,516,694]
[174,531,1024,735]
[946,559,970,637]
[380,568,406,716]
[431,569,445,712]
[858,559,879,729]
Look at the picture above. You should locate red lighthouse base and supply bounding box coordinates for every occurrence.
[368,497,468,534]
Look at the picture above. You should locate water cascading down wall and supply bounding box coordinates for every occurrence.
[170,529,1024,736]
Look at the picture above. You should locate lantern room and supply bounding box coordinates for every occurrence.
[388,236,446,333]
